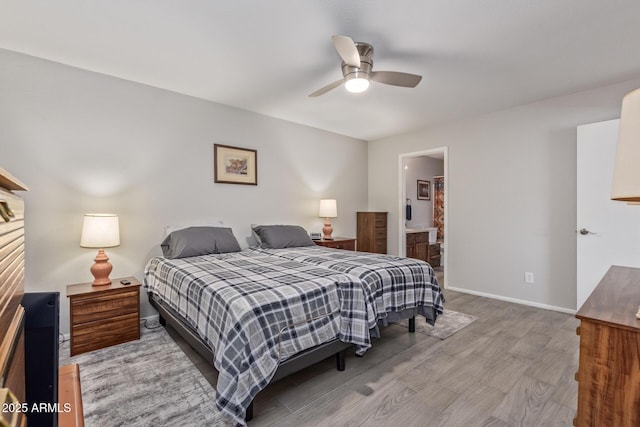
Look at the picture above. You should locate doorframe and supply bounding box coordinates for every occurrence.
[398,147,449,289]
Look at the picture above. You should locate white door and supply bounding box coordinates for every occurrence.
[576,119,640,308]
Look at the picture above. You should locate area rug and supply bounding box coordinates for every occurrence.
[59,326,231,427]
[398,309,478,339]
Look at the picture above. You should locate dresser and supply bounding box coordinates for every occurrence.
[574,265,640,427]
[356,212,387,254]
[67,277,141,356]
[0,167,28,426]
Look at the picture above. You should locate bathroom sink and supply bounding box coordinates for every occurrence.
[405,226,438,243]
[405,227,431,233]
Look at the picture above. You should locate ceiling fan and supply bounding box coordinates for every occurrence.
[309,35,422,97]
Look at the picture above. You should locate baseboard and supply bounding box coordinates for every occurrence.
[446,286,576,315]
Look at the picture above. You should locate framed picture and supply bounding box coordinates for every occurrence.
[417,180,431,200]
[214,144,258,185]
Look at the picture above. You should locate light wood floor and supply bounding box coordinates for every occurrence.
[168,287,579,426]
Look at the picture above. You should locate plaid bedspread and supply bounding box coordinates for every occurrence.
[250,246,445,326]
[144,251,373,426]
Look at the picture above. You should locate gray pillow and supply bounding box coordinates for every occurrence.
[252,225,315,249]
[161,226,241,259]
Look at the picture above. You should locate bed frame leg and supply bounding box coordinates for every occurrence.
[336,349,346,371]
[245,400,254,422]
[158,315,166,326]
[408,316,416,333]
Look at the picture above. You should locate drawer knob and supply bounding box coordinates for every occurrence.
[576,326,580,336]
[574,371,579,381]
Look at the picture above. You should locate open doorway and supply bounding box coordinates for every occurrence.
[398,147,448,289]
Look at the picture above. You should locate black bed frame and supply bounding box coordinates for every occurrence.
[148,293,415,421]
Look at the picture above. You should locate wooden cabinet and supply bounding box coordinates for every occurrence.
[314,237,356,251]
[67,277,141,356]
[574,265,640,427]
[0,167,28,426]
[406,232,440,267]
[357,212,387,254]
[406,232,427,261]
[427,243,441,267]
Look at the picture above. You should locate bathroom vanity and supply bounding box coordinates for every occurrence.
[405,228,440,267]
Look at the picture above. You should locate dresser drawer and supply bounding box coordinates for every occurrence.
[71,289,139,324]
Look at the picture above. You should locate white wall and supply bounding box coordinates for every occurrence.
[368,76,640,311]
[404,156,444,228]
[0,49,368,333]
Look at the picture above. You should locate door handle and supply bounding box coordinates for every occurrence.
[578,228,597,235]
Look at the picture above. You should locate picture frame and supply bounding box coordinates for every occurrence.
[417,179,431,200]
[214,144,258,185]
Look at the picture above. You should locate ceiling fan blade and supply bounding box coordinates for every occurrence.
[332,35,361,67]
[370,71,422,88]
[308,79,345,97]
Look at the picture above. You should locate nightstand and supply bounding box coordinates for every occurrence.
[313,237,356,251]
[66,276,141,356]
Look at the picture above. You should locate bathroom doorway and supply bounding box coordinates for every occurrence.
[399,147,448,288]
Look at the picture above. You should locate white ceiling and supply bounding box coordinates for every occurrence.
[2,1,640,141]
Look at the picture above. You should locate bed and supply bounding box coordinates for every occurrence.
[250,225,445,333]
[250,245,444,330]
[144,225,444,426]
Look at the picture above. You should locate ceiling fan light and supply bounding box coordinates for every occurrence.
[345,78,369,93]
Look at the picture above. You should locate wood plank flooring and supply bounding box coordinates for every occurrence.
[167,287,579,426]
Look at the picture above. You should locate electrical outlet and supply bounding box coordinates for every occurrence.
[525,272,534,284]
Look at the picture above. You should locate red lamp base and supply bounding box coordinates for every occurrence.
[90,249,113,286]
[322,219,334,240]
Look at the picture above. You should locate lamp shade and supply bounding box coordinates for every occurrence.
[319,199,338,218]
[612,87,640,202]
[80,214,120,248]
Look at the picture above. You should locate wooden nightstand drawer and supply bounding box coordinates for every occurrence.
[71,313,139,355]
[331,240,355,250]
[314,237,356,251]
[71,290,138,323]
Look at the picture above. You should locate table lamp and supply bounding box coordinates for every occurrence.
[319,199,338,240]
[610,87,640,319]
[80,213,120,286]
[611,87,640,203]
